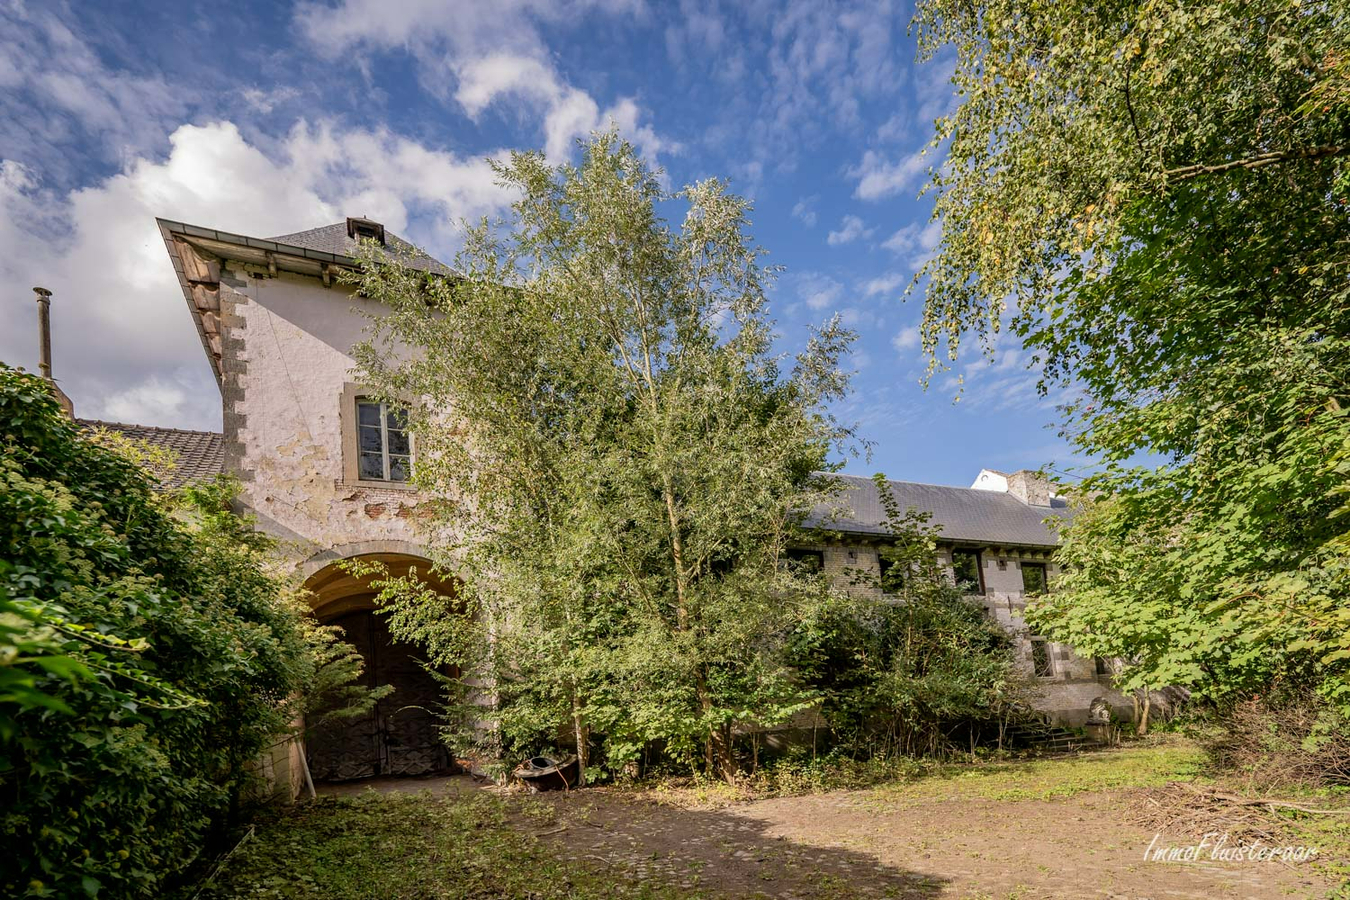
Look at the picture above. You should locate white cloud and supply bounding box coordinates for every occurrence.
[861,271,907,297]
[795,272,844,311]
[882,219,942,256]
[241,86,302,114]
[826,214,873,246]
[0,120,512,431]
[892,326,920,352]
[293,0,670,164]
[0,4,188,177]
[849,148,930,201]
[791,197,817,227]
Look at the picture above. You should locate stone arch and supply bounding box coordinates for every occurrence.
[300,547,459,781]
[297,538,433,584]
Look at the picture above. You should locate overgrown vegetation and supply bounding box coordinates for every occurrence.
[348,132,857,784]
[197,792,695,900]
[0,365,370,899]
[915,0,1350,777]
[790,475,1028,758]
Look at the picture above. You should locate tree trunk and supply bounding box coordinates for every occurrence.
[1137,687,1152,736]
[571,686,588,787]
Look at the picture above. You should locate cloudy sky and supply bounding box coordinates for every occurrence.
[0,0,1077,487]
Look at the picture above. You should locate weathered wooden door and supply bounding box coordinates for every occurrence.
[306,610,449,781]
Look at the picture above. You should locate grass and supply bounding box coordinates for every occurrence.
[194,791,700,900]
[642,735,1208,808]
[866,736,1208,804]
[193,738,1347,898]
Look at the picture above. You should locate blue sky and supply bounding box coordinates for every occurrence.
[0,0,1079,487]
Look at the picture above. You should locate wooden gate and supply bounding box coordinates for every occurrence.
[306,610,449,781]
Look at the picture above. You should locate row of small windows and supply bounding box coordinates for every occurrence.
[951,551,1047,596]
[787,547,1051,596]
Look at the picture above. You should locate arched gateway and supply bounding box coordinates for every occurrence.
[302,552,457,781]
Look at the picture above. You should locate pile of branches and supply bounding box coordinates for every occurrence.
[1129,781,1350,846]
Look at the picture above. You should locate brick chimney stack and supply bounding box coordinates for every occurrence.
[1006,469,1052,506]
[33,287,74,417]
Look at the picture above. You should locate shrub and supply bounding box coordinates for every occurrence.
[0,365,314,898]
[1200,692,1350,791]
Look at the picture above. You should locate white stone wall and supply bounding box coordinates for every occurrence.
[219,268,432,562]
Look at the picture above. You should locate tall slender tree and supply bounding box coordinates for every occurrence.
[350,132,855,781]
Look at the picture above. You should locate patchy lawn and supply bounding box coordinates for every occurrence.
[195,788,690,900]
[200,739,1345,899]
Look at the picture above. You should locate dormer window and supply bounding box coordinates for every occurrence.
[356,399,410,482]
[346,216,386,246]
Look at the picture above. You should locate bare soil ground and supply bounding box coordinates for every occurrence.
[531,783,1327,899]
[317,744,1340,899]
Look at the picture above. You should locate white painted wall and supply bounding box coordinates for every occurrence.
[222,268,432,559]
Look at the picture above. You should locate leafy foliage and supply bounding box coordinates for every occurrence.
[199,792,697,900]
[791,475,1028,757]
[349,132,856,782]
[0,365,355,898]
[915,0,1350,726]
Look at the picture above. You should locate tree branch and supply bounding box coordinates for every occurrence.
[1165,145,1348,181]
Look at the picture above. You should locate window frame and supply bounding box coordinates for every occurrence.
[340,383,416,490]
[1020,561,1048,596]
[783,547,825,574]
[356,399,411,483]
[950,548,985,594]
[1030,638,1055,678]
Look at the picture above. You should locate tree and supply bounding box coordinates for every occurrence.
[912,0,1350,721]
[0,366,381,897]
[790,475,1027,757]
[349,131,856,782]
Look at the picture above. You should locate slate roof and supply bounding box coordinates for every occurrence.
[809,473,1070,548]
[78,420,225,490]
[268,223,454,276]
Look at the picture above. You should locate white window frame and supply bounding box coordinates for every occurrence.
[356,399,410,483]
[341,383,415,490]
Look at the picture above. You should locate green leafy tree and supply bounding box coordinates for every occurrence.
[913,0,1350,723]
[349,131,856,782]
[792,475,1027,757]
[0,366,370,898]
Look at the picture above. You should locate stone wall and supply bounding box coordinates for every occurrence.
[218,267,435,564]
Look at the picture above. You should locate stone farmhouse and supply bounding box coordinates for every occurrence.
[47,215,1126,791]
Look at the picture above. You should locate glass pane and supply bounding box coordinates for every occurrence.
[1032,640,1053,677]
[1022,564,1046,595]
[386,430,411,455]
[358,452,385,480]
[359,424,384,452]
[357,401,381,427]
[385,406,408,430]
[388,455,410,482]
[952,551,981,591]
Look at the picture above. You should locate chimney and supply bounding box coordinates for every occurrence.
[1006,469,1051,506]
[33,286,74,418]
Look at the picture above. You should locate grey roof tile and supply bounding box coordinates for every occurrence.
[78,419,224,490]
[268,222,454,276]
[810,473,1070,547]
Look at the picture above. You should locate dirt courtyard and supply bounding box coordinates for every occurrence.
[531,785,1327,899]
[320,745,1339,899]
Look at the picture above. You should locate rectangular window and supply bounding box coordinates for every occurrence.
[1095,656,1112,676]
[951,549,984,594]
[784,548,824,574]
[1031,639,1054,677]
[1021,562,1048,595]
[878,553,904,593]
[356,399,411,483]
